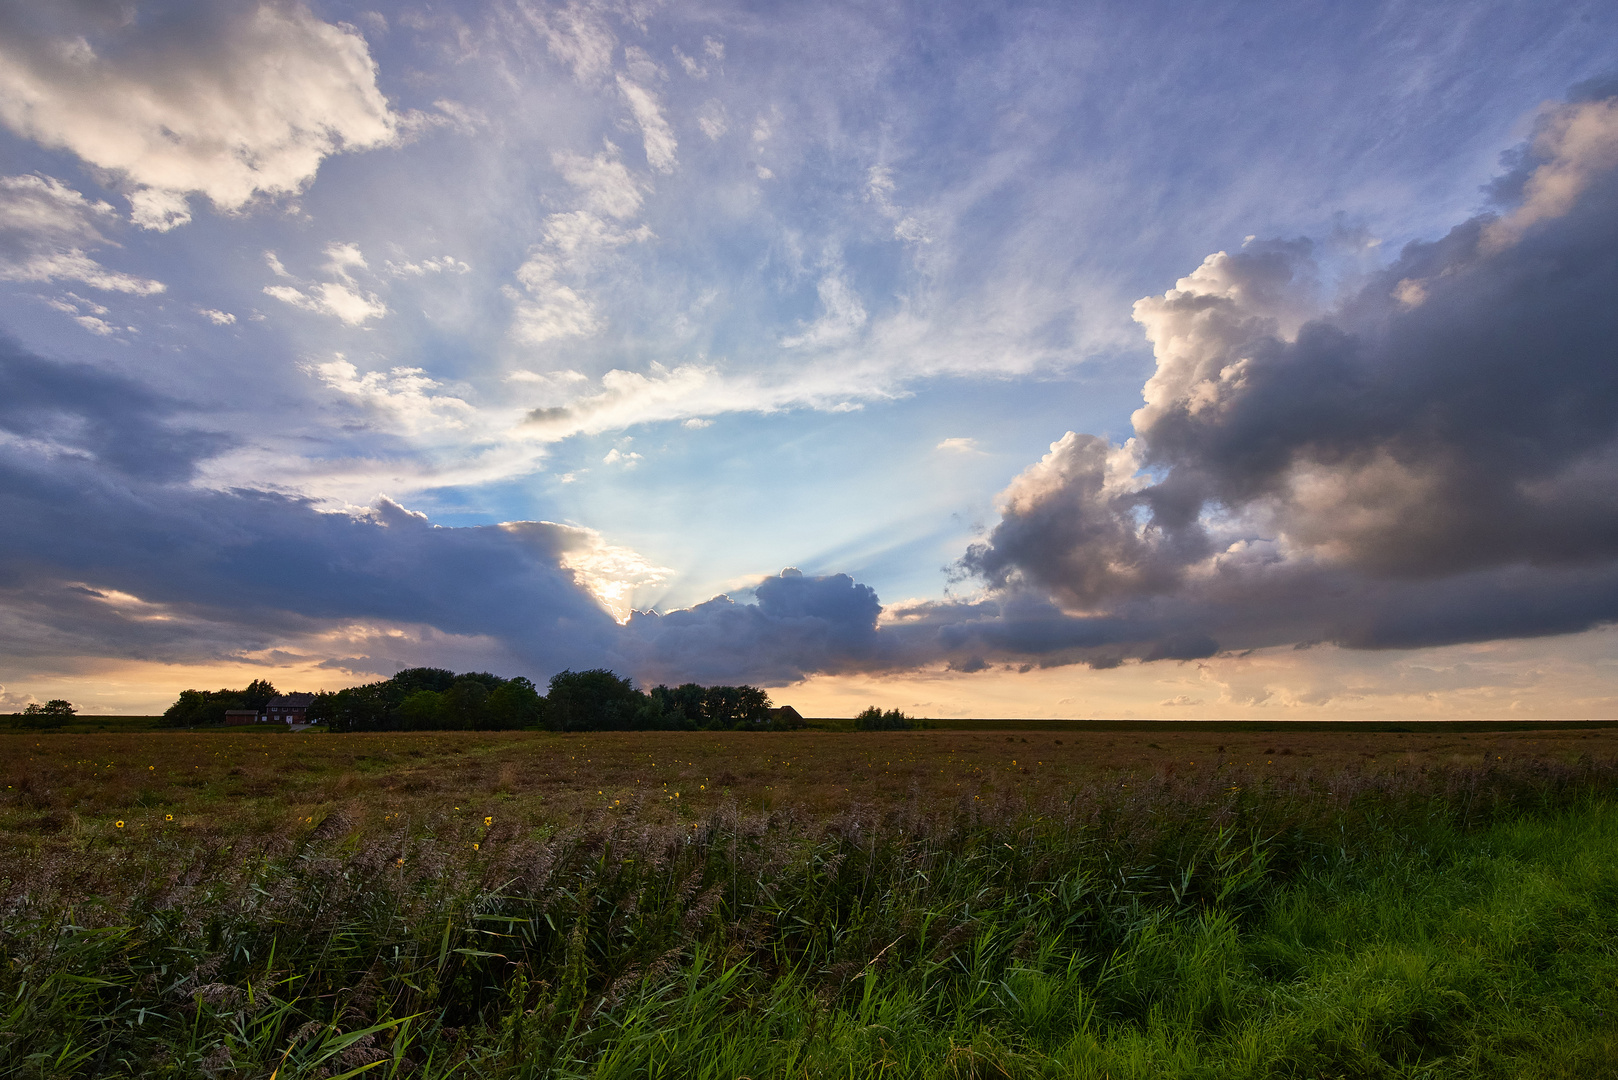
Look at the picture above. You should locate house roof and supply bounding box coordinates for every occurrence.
[266,693,316,707]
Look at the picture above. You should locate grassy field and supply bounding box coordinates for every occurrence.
[6,724,1618,1077]
[7,722,1617,836]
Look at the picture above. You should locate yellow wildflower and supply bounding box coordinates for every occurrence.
[115,820,125,828]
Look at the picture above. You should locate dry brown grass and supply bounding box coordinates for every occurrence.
[4,723,1615,857]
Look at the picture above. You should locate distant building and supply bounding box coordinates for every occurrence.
[222,709,259,726]
[265,692,317,724]
[767,705,805,728]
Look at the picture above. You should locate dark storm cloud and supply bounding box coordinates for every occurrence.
[952,88,1618,661]
[0,338,896,687]
[0,339,619,672]
[0,339,228,480]
[620,568,889,684]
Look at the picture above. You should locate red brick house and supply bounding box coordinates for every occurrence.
[265,692,316,724]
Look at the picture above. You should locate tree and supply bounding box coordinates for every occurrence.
[547,669,643,731]
[486,677,546,730]
[242,679,278,710]
[399,689,448,730]
[392,667,458,695]
[443,677,491,729]
[161,688,244,727]
[21,699,75,730]
[305,690,339,727]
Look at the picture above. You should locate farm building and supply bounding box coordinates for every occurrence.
[264,692,317,724]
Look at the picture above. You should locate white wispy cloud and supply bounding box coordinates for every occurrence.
[306,357,475,434]
[0,174,164,294]
[781,273,868,348]
[696,99,728,140]
[507,212,653,345]
[263,242,388,324]
[616,73,678,173]
[554,144,645,219]
[385,255,471,277]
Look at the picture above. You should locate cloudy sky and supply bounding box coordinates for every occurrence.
[3,0,1617,718]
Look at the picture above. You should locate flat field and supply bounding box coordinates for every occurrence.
[7,723,1618,1078]
[7,722,1617,845]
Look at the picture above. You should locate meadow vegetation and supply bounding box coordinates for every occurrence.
[4,725,1618,1077]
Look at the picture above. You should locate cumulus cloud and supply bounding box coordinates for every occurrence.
[0,174,164,293]
[530,0,617,85]
[696,99,728,141]
[950,85,1618,662]
[265,282,388,324]
[10,85,1618,694]
[554,525,671,622]
[866,165,932,244]
[0,1,398,230]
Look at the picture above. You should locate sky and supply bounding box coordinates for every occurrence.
[2,0,1617,719]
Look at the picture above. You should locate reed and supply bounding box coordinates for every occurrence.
[4,752,1618,1077]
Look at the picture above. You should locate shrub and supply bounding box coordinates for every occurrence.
[854,705,912,730]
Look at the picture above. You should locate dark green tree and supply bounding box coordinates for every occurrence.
[161,688,245,727]
[20,699,75,730]
[443,677,491,728]
[391,668,458,695]
[486,677,546,730]
[547,669,644,731]
[398,689,449,730]
[241,679,278,710]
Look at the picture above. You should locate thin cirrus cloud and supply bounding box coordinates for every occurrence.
[0,174,164,295]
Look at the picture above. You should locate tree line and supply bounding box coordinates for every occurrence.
[160,679,280,727]
[161,669,805,733]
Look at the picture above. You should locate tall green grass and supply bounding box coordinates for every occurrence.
[5,760,1618,1077]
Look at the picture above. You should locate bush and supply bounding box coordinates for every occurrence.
[854,705,912,730]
